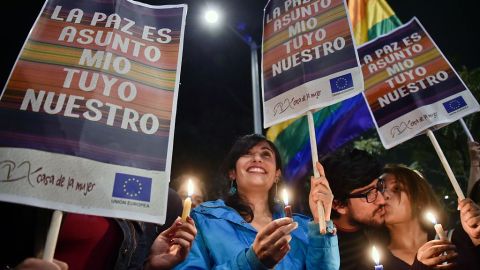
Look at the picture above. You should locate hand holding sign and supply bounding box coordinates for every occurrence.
[309,161,333,227]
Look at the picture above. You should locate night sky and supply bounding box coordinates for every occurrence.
[1,0,478,198]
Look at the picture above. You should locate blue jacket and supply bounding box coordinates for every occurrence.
[175,199,340,270]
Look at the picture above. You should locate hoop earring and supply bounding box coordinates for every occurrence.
[229,180,237,196]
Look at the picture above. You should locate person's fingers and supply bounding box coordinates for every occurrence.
[433,262,457,270]
[186,215,195,225]
[171,237,192,250]
[173,230,196,243]
[459,199,474,213]
[319,176,331,190]
[468,141,480,148]
[262,222,298,246]
[273,237,292,261]
[160,217,182,237]
[422,243,455,258]
[458,198,467,209]
[258,217,293,238]
[310,175,318,190]
[425,251,457,266]
[311,186,327,199]
[463,213,480,238]
[178,218,197,237]
[460,211,480,228]
[273,234,292,250]
[316,161,326,178]
[422,239,450,247]
[465,214,480,227]
[311,178,331,193]
[311,191,333,204]
[418,241,455,267]
[270,238,291,265]
[254,220,296,268]
[315,178,331,190]
[275,243,291,263]
[53,259,69,270]
[461,202,480,225]
[318,192,333,203]
[279,242,291,253]
[466,226,480,239]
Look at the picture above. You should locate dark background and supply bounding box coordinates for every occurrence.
[1,0,479,198]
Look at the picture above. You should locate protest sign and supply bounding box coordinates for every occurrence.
[262,0,364,233]
[358,17,479,149]
[262,0,363,127]
[0,0,187,224]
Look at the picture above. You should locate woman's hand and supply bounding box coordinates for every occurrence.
[309,161,334,222]
[458,198,480,246]
[416,240,457,269]
[252,217,298,268]
[145,216,197,270]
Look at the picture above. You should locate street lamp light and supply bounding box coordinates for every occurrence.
[202,8,262,134]
[204,9,220,24]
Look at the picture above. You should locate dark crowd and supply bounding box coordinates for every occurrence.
[1,135,479,270]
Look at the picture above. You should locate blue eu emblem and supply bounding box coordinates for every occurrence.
[112,173,152,202]
[443,96,467,113]
[329,73,353,93]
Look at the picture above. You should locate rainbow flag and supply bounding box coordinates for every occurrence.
[267,0,402,183]
[349,0,402,45]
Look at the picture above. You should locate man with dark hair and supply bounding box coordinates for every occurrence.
[323,148,386,270]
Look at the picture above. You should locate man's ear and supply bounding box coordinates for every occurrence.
[333,199,348,215]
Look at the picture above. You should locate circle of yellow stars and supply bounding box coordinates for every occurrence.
[123,177,143,198]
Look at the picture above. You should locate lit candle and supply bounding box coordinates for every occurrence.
[282,188,292,218]
[181,179,193,221]
[371,246,384,270]
[426,212,447,240]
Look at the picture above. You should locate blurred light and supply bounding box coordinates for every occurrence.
[425,212,437,224]
[371,246,380,265]
[444,195,449,199]
[282,188,289,205]
[187,179,194,197]
[204,9,219,24]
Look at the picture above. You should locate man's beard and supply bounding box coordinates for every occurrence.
[350,206,385,228]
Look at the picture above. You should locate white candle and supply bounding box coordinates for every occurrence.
[371,246,384,270]
[426,212,447,240]
[181,179,194,221]
[282,188,292,218]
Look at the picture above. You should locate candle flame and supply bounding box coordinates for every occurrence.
[187,179,194,197]
[371,246,380,265]
[425,212,437,225]
[282,188,289,205]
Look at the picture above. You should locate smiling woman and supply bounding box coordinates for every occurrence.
[222,135,282,222]
[174,134,340,270]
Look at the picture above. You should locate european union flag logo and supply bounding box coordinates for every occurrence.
[112,173,152,202]
[330,73,353,93]
[443,96,467,113]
